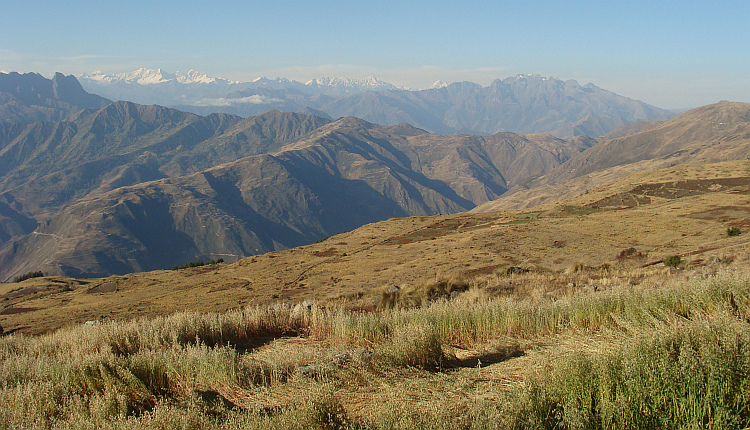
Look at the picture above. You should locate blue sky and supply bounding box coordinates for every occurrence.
[1,0,748,109]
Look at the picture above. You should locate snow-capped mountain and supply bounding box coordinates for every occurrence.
[81,68,238,86]
[78,68,248,105]
[78,69,403,106]
[75,68,674,138]
[304,76,401,93]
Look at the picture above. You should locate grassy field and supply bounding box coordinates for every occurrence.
[4,161,750,335]
[3,260,750,429]
[4,160,750,428]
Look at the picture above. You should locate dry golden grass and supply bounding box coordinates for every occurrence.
[3,262,750,428]
[3,161,750,335]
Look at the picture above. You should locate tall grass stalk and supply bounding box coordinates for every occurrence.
[2,269,750,428]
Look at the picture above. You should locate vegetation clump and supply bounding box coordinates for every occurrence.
[617,247,647,260]
[172,258,224,271]
[663,254,682,267]
[728,225,742,237]
[12,270,44,283]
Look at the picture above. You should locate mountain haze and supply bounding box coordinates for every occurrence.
[80,70,672,138]
[0,72,111,123]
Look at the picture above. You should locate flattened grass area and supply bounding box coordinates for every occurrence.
[3,265,750,429]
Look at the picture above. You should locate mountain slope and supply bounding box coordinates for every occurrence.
[473,102,750,211]
[0,72,111,123]
[0,116,592,280]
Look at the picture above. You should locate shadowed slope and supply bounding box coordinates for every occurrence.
[0,116,590,280]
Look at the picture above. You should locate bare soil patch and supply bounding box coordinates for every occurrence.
[87,281,117,294]
[0,306,37,315]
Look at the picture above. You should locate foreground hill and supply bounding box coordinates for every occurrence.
[0,115,592,280]
[474,102,750,211]
[2,160,750,334]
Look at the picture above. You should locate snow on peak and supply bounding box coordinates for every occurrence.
[305,76,399,91]
[80,68,237,85]
[175,70,222,84]
[250,77,294,86]
[431,80,448,89]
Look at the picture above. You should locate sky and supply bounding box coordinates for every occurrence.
[1,0,748,109]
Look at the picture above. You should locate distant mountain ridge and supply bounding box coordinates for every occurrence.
[473,101,750,212]
[79,70,403,106]
[3,72,736,282]
[81,68,240,85]
[79,69,673,138]
[0,71,111,123]
[0,94,593,280]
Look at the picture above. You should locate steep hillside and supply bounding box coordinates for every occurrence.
[474,102,750,211]
[0,72,111,123]
[0,107,329,230]
[0,116,591,280]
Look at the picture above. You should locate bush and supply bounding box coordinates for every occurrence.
[728,226,742,237]
[172,258,224,271]
[13,271,45,283]
[379,323,446,369]
[663,255,682,267]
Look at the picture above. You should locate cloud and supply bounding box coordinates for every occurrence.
[190,95,283,107]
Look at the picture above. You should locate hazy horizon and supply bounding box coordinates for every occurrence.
[2,0,748,110]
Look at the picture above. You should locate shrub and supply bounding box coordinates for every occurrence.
[728,226,742,237]
[663,255,682,267]
[13,271,45,283]
[172,259,223,271]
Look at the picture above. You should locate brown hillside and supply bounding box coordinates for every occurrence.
[0,116,591,281]
[3,161,750,334]
[474,102,750,211]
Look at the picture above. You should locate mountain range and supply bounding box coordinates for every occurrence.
[1,71,745,282]
[0,71,111,123]
[79,69,401,106]
[0,100,592,279]
[79,69,674,138]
